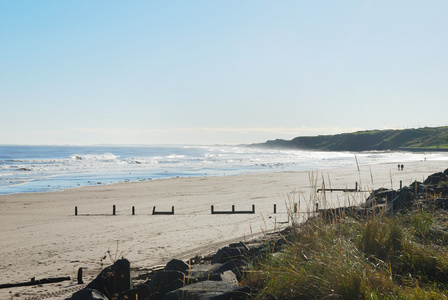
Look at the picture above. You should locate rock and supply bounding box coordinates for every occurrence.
[147,270,185,296]
[211,247,243,264]
[249,244,270,262]
[391,189,416,210]
[228,241,250,253]
[86,259,132,298]
[185,263,223,283]
[443,185,448,198]
[410,181,428,194]
[162,280,250,300]
[116,288,137,300]
[424,172,447,185]
[165,258,190,274]
[117,284,150,300]
[216,259,249,282]
[65,288,109,300]
[435,197,448,210]
[116,283,155,300]
[364,189,395,208]
[218,270,239,285]
[115,283,154,300]
[185,259,249,284]
[136,283,151,299]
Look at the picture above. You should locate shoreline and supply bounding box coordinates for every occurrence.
[2,146,447,197]
[1,159,446,299]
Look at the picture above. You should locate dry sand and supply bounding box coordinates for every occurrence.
[0,159,446,299]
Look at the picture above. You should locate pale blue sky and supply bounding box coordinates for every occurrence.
[1,1,447,145]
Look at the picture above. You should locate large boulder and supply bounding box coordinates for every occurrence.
[185,263,223,283]
[185,259,249,284]
[211,247,243,264]
[164,258,190,274]
[391,188,416,210]
[364,188,394,208]
[146,270,185,296]
[215,259,249,282]
[424,172,447,185]
[86,259,132,299]
[410,181,429,194]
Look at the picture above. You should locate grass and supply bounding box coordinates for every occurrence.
[244,204,448,299]
[259,126,448,151]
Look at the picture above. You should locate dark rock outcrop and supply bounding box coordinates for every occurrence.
[211,247,243,264]
[67,259,132,300]
[424,171,447,185]
[164,258,190,273]
[146,270,185,296]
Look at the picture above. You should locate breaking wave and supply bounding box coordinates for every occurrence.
[0,145,447,195]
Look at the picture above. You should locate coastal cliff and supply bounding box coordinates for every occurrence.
[250,126,448,151]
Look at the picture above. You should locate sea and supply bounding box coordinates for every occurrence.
[1,145,447,195]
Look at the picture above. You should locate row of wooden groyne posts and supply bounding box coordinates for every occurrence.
[74,204,280,216]
[74,181,366,216]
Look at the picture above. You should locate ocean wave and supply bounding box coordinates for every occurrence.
[69,153,120,161]
[1,145,447,195]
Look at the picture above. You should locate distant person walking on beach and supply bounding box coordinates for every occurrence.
[401,164,404,171]
[398,164,401,171]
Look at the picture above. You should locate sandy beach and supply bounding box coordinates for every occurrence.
[1,159,446,299]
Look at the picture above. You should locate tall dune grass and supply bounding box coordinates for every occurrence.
[244,179,448,299]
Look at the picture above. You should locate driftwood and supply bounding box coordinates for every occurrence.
[0,276,70,289]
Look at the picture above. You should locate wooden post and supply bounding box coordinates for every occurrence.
[273,204,276,214]
[252,204,255,213]
[152,206,156,215]
[232,205,235,212]
[171,206,174,214]
[316,202,319,212]
[400,180,402,189]
[211,205,214,214]
[113,205,116,216]
[132,206,135,215]
[294,203,297,213]
[77,267,83,284]
[355,182,358,191]
[75,206,78,216]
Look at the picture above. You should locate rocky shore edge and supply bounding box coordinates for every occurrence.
[65,168,448,300]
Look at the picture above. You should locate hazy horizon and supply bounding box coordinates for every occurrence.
[1,125,447,147]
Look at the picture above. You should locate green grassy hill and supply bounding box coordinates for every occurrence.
[252,126,448,151]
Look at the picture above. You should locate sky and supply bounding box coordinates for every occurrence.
[1,1,447,145]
